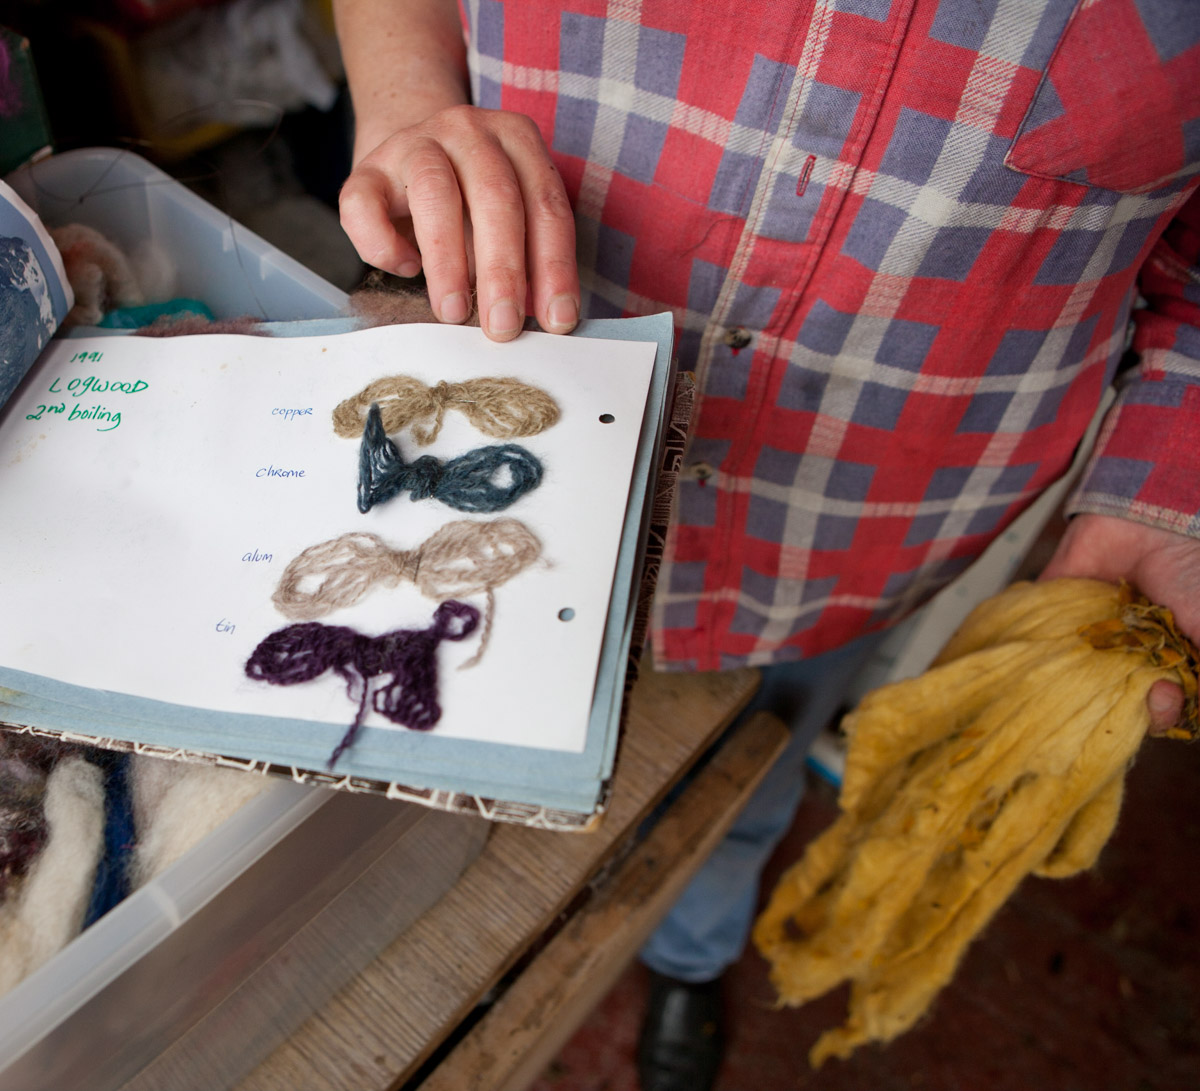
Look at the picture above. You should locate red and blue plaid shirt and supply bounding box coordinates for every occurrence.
[461,0,1200,670]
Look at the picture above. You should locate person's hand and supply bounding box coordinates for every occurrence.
[339,105,580,342]
[1040,513,1200,734]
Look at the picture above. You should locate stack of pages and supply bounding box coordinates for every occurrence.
[0,177,675,828]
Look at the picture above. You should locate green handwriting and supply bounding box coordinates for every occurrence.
[25,402,121,431]
[49,375,148,398]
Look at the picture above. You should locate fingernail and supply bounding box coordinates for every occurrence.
[397,260,422,278]
[441,292,469,324]
[488,300,522,337]
[547,294,579,332]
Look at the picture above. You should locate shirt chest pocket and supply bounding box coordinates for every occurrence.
[1004,0,1200,194]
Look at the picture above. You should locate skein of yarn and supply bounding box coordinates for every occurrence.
[272,519,542,667]
[753,578,1200,1068]
[357,403,543,514]
[333,375,559,445]
[245,600,482,766]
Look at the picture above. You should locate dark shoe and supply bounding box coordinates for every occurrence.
[636,970,724,1091]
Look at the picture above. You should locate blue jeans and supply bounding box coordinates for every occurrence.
[639,632,884,983]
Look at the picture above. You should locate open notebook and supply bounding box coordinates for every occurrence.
[0,261,677,828]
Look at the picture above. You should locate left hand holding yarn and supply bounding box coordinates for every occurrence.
[752,577,1199,1068]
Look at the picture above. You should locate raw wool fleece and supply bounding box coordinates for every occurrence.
[752,578,1199,1068]
[347,274,479,328]
[128,757,271,888]
[0,757,105,994]
[49,224,145,327]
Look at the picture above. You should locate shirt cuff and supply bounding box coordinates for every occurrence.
[1067,352,1200,538]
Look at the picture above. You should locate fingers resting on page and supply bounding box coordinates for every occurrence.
[339,105,580,342]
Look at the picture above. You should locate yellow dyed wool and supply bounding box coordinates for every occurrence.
[752,578,1199,1068]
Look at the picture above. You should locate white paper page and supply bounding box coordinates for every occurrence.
[0,323,656,755]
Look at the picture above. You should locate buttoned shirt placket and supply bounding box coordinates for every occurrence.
[654,0,918,668]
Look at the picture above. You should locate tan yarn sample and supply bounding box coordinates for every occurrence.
[752,578,1199,1068]
[272,519,542,666]
[332,375,560,445]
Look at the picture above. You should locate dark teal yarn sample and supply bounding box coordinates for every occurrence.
[357,402,543,514]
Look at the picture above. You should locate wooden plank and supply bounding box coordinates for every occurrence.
[235,665,760,1091]
[419,710,790,1091]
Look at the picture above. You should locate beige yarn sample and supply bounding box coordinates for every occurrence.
[332,375,560,445]
[272,519,543,667]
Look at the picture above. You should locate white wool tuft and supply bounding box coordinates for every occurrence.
[129,758,270,887]
[0,757,106,995]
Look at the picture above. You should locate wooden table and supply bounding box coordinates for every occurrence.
[235,664,787,1091]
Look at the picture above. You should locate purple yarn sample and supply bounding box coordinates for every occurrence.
[245,600,480,768]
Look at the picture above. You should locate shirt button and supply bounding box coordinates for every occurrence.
[723,326,752,350]
[687,461,715,482]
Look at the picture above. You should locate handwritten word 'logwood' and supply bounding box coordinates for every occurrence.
[271,408,313,422]
[49,376,148,398]
[256,465,306,479]
[26,402,121,431]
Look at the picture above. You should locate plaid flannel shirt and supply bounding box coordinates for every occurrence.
[461,0,1200,670]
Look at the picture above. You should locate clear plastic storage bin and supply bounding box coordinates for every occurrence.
[0,148,490,1091]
